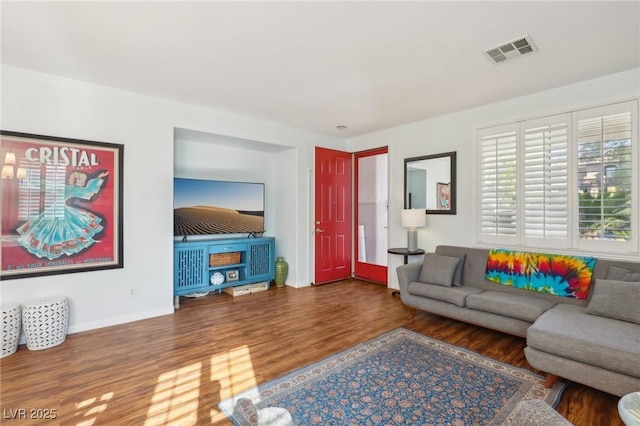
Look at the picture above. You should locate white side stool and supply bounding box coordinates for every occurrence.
[1,303,22,358]
[22,296,69,350]
[619,391,640,426]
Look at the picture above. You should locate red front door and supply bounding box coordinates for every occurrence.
[314,147,352,285]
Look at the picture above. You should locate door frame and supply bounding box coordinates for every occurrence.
[353,147,389,284]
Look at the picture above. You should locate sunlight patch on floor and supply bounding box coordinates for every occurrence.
[74,392,114,426]
[144,362,202,425]
[142,346,258,425]
[210,345,257,400]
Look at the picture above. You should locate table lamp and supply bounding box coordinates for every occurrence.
[401,209,426,252]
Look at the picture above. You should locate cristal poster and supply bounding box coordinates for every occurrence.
[1,131,123,279]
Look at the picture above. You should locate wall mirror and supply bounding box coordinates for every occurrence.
[404,151,456,214]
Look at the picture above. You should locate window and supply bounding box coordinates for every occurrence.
[577,106,633,245]
[476,100,638,255]
[478,125,517,241]
[523,115,569,244]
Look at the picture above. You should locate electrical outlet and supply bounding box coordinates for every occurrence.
[129,288,137,297]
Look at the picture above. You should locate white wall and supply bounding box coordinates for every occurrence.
[274,147,304,286]
[173,139,280,239]
[347,68,640,289]
[0,65,344,334]
[3,63,637,332]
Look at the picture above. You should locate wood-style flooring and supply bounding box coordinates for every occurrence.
[0,280,623,425]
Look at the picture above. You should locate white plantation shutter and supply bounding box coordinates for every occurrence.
[478,125,518,242]
[576,101,637,252]
[523,115,569,246]
[475,99,637,255]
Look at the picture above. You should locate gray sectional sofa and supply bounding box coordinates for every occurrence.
[396,245,640,397]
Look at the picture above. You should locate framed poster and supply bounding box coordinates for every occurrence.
[436,182,450,210]
[1,131,124,280]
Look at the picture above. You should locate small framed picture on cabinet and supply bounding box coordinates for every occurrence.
[225,270,239,281]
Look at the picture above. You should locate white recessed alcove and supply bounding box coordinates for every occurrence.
[173,127,302,285]
[175,128,291,153]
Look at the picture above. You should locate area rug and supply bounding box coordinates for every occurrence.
[219,328,567,425]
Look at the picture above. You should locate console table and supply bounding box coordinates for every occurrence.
[174,237,275,308]
[388,247,425,296]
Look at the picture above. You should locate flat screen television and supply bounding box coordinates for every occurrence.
[173,178,265,237]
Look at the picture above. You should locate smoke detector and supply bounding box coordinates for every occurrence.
[484,35,538,64]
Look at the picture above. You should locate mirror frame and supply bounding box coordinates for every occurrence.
[404,151,457,215]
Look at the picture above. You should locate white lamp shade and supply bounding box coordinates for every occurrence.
[1,165,14,178]
[4,152,16,165]
[401,209,426,228]
[16,168,27,179]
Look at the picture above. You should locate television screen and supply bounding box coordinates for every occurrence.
[173,178,265,236]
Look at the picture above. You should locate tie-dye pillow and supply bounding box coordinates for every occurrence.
[485,249,596,299]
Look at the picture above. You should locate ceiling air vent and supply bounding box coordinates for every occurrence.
[484,35,538,64]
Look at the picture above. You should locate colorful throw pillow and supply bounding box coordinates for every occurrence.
[485,249,596,299]
[585,279,640,324]
[418,254,459,287]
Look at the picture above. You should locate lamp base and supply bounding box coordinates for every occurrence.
[407,229,418,252]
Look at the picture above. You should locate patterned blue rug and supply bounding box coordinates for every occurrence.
[219,328,566,425]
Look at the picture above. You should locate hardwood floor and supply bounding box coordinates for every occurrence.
[1,280,623,425]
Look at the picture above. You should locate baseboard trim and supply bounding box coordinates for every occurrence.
[67,306,174,335]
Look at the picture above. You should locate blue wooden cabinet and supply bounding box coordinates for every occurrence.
[173,237,275,306]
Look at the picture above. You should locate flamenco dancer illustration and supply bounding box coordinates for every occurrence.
[16,170,109,260]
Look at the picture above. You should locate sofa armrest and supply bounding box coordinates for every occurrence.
[396,262,422,296]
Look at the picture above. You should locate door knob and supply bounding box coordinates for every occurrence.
[315,229,325,233]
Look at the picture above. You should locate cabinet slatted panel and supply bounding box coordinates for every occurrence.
[249,243,271,276]
[176,247,206,288]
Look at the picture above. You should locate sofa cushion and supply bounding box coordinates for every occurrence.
[527,304,640,378]
[451,253,466,286]
[585,279,640,324]
[407,282,483,307]
[606,265,640,282]
[466,291,556,322]
[418,254,459,287]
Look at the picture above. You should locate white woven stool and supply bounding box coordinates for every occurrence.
[1,303,22,358]
[22,296,69,350]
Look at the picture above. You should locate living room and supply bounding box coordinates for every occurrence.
[1,2,639,425]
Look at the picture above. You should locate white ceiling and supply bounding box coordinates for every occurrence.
[2,1,639,138]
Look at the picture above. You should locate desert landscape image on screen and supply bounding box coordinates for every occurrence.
[173,179,264,236]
